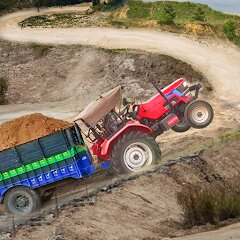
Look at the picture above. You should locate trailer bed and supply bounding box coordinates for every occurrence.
[0,125,95,200]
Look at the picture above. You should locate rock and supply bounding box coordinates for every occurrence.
[0,233,11,240]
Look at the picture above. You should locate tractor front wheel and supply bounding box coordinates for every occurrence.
[185,100,214,129]
[172,118,191,133]
[111,131,161,174]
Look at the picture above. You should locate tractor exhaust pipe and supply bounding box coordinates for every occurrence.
[146,75,174,112]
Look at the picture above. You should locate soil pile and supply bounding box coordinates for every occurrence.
[0,113,72,151]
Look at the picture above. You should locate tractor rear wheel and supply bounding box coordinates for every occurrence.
[4,186,41,215]
[111,131,161,174]
[185,100,214,129]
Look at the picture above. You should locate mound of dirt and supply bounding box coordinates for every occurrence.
[0,113,72,151]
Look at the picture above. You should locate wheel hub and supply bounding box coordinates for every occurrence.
[191,106,209,124]
[124,142,153,171]
[14,195,29,211]
[133,154,140,160]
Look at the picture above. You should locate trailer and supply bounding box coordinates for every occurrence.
[0,125,95,215]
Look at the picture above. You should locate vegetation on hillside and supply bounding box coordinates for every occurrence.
[19,0,240,46]
[178,179,240,226]
[223,21,240,46]
[126,1,239,24]
[0,76,8,104]
[124,1,240,46]
[0,0,84,12]
[178,131,240,226]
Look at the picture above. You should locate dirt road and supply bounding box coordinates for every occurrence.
[1,7,240,103]
[5,135,240,240]
[174,223,240,240]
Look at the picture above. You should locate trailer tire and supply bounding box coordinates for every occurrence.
[185,100,214,129]
[111,131,161,174]
[4,186,41,215]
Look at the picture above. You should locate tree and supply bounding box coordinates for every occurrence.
[33,0,43,10]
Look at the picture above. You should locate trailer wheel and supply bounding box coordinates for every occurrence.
[111,131,161,174]
[172,118,191,132]
[185,100,214,129]
[4,186,41,215]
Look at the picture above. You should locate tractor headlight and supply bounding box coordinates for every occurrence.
[176,81,188,93]
[183,81,187,87]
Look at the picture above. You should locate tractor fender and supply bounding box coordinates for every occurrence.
[100,122,152,157]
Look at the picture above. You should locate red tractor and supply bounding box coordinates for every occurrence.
[129,78,214,137]
[74,78,213,174]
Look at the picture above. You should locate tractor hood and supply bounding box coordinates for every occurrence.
[74,86,122,128]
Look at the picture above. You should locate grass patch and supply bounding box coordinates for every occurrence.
[108,17,129,28]
[19,12,102,28]
[178,180,240,226]
[0,76,8,104]
[20,15,49,27]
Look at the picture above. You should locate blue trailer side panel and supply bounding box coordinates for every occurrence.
[0,126,95,199]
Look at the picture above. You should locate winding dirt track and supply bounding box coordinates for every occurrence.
[1,6,240,103]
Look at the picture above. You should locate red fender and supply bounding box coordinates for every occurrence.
[99,122,152,159]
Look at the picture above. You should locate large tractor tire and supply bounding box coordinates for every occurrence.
[172,118,191,133]
[185,100,214,129]
[4,186,41,215]
[111,131,161,174]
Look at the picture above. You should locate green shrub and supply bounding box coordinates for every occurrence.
[127,1,151,19]
[93,0,100,7]
[178,181,240,226]
[223,21,240,46]
[0,0,21,11]
[161,5,176,24]
[223,21,236,40]
[0,0,83,12]
[0,1,8,10]
[192,7,206,22]
[0,76,8,104]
